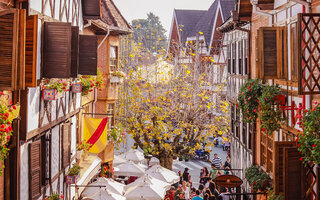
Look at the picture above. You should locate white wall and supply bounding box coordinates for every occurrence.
[20,142,32,200]
[51,126,60,178]
[27,87,40,132]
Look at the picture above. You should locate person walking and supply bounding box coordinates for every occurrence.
[209,164,217,181]
[211,153,222,169]
[219,187,231,200]
[183,168,191,183]
[192,190,203,200]
[224,156,231,169]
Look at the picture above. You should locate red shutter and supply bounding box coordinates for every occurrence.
[71,26,79,78]
[78,35,97,75]
[0,9,19,90]
[62,122,71,168]
[25,15,38,87]
[82,0,100,17]
[29,140,41,200]
[257,27,287,79]
[273,141,295,195]
[43,22,71,78]
[284,147,304,200]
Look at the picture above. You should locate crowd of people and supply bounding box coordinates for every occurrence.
[165,154,232,200]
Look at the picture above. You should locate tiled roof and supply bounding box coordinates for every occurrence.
[174,9,207,44]
[100,0,132,32]
[172,0,236,47]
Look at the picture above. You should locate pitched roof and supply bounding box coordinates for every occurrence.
[101,0,132,32]
[174,9,207,44]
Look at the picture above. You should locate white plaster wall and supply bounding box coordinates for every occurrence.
[20,142,32,200]
[51,126,60,178]
[76,93,81,108]
[275,0,287,9]
[292,4,303,17]
[71,116,77,158]
[29,0,42,14]
[27,87,40,132]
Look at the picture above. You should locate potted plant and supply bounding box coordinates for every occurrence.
[184,155,190,162]
[65,164,80,184]
[245,165,271,192]
[297,103,320,165]
[179,155,183,161]
[76,141,91,160]
[79,68,106,96]
[44,193,64,200]
[99,164,114,178]
[41,79,70,100]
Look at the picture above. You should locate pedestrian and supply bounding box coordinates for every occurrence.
[183,167,191,183]
[182,181,190,199]
[174,184,183,200]
[224,156,231,169]
[209,182,220,199]
[219,187,231,200]
[179,192,186,200]
[201,167,209,184]
[199,169,205,185]
[192,190,203,200]
[190,188,196,200]
[211,153,222,169]
[209,163,217,180]
[204,178,212,189]
[198,184,204,198]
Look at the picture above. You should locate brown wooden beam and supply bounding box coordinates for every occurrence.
[257,3,274,10]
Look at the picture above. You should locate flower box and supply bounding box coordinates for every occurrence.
[110,76,123,84]
[72,84,82,93]
[65,174,80,184]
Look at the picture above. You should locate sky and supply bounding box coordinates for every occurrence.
[113,0,214,36]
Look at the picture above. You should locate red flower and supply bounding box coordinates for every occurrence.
[249,117,252,120]
[305,109,308,113]
[253,109,256,112]
[299,157,303,161]
[8,126,12,131]
[4,113,9,118]
[248,97,251,100]
[295,138,299,142]
[12,105,16,110]
[10,101,12,105]
[7,121,10,125]
[254,182,256,184]
[7,136,11,140]
[5,128,9,133]
[0,124,4,129]
[8,109,12,112]
[312,144,316,148]
[298,143,301,147]
[4,145,6,149]
[262,128,265,132]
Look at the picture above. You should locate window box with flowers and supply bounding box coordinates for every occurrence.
[43,193,64,200]
[99,164,114,178]
[0,93,19,175]
[65,164,80,184]
[297,103,320,165]
[76,140,91,160]
[80,68,106,96]
[110,70,125,84]
[245,165,271,193]
[41,79,70,100]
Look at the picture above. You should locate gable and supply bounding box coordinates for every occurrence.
[210,11,224,55]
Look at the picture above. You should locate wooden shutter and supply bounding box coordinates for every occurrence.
[283,147,304,200]
[0,10,19,90]
[18,9,26,90]
[298,13,320,94]
[257,27,287,79]
[25,15,38,87]
[71,26,79,78]
[43,22,71,78]
[273,141,295,195]
[78,35,97,75]
[62,122,71,168]
[82,0,100,16]
[29,140,41,200]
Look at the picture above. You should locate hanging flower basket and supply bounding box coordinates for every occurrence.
[65,164,80,184]
[297,103,320,165]
[110,75,123,84]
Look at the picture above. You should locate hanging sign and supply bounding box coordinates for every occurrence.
[214,175,243,188]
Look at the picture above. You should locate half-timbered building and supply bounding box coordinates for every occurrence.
[0,0,131,199]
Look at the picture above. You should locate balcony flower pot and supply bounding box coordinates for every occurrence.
[110,75,123,84]
[65,164,80,184]
[42,89,56,100]
[72,83,82,93]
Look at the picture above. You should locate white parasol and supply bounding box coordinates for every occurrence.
[81,178,125,197]
[124,149,144,163]
[114,161,145,177]
[124,174,171,191]
[82,189,126,200]
[146,164,180,184]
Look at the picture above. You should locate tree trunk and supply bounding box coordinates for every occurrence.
[159,154,173,170]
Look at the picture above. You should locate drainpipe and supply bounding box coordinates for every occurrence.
[98,28,110,49]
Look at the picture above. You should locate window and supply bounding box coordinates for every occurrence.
[238,41,243,75]
[260,126,273,173]
[244,39,248,75]
[227,44,231,73]
[231,105,235,135]
[236,108,240,138]
[107,103,115,130]
[110,46,118,72]
[232,43,236,74]
[257,27,287,79]
[242,122,247,146]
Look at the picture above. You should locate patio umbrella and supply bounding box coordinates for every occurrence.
[81,178,125,197]
[82,189,126,200]
[114,161,145,177]
[149,157,160,166]
[137,163,148,169]
[146,164,180,184]
[124,174,171,191]
[124,149,144,163]
[124,179,166,200]
[113,155,127,166]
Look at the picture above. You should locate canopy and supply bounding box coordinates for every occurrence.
[125,174,170,191]
[114,161,145,177]
[149,157,160,166]
[113,155,127,166]
[82,178,125,197]
[124,179,166,200]
[146,164,180,184]
[124,149,144,163]
[82,189,126,200]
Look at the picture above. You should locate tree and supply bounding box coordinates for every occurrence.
[131,12,167,53]
[116,37,230,169]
